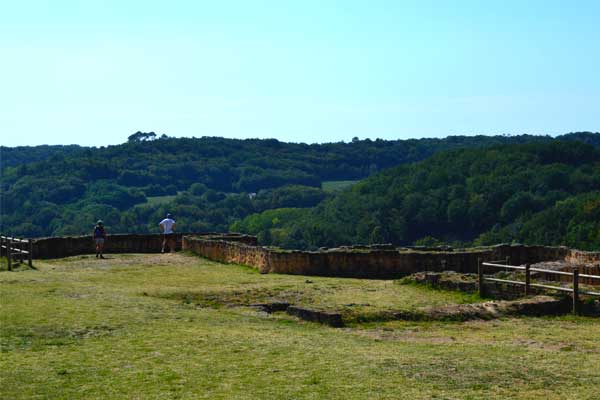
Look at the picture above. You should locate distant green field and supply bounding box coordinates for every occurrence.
[321,180,359,192]
[144,194,178,206]
[2,253,599,399]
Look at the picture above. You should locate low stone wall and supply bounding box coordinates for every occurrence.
[30,233,256,259]
[182,237,270,271]
[22,231,600,282]
[535,264,600,286]
[263,248,489,278]
[182,236,584,279]
[407,271,542,300]
[565,249,600,265]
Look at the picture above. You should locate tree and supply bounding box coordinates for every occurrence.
[128,131,157,142]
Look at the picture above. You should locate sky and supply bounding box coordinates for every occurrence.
[1,0,599,147]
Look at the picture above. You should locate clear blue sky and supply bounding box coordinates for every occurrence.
[2,0,599,146]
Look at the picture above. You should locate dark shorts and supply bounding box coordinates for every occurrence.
[163,233,176,240]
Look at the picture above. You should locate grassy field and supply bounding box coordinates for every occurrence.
[321,180,359,192]
[144,194,179,206]
[1,253,599,399]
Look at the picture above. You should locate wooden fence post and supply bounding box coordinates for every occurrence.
[7,238,12,271]
[572,268,580,315]
[15,240,21,265]
[28,239,33,268]
[525,263,531,296]
[21,240,25,263]
[478,257,485,297]
[15,239,19,263]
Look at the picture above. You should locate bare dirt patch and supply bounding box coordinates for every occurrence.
[45,253,198,270]
[351,328,459,344]
[1,324,119,351]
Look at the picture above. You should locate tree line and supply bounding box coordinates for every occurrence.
[1,132,598,249]
[232,140,600,251]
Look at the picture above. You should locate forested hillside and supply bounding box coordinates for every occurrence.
[232,140,600,250]
[0,145,85,168]
[1,132,598,243]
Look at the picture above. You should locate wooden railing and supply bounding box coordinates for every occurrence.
[0,235,33,271]
[478,258,600,314]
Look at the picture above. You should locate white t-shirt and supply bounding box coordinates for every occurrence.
[159,218,176,234]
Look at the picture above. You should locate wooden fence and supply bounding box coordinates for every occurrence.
[478,258,600,314]
[1,236,33,271]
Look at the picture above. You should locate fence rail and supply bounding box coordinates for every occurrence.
[478,258,600,314]
[1,235,33,271]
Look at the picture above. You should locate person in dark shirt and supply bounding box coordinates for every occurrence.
[93,220,107,259]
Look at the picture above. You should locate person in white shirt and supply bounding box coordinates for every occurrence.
[159,213,177,253]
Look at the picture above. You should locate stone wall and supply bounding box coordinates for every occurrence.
[529,249,600,285]
[535,264,600,286]
[565,249,600,265]
[182,237,269,271]
[407,271,542,300]
[15,231,600,282]
[30,233,256,259]
[182,236,585,279]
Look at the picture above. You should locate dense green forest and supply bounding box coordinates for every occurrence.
[1,145,85,168]
[232,140,600,250]
[1,132,599,250]
[0,133,554,235]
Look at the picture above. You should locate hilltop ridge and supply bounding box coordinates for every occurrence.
[1,133,599,247]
